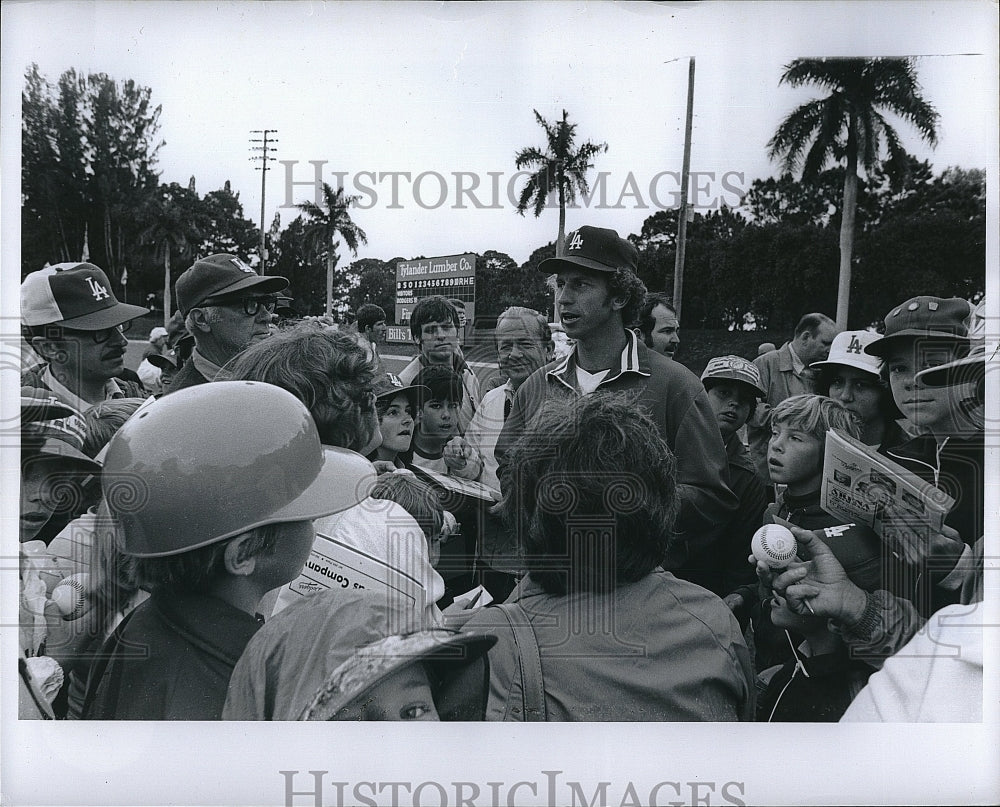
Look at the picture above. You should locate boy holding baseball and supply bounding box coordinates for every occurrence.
[753,394,885,671]
[407,365,483,481]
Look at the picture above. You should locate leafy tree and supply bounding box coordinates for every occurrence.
[137,183,204,326]
[346,258,396,318]
[514,109,607,256]
[21,65,163,280]
[296,183,368,315]
[767,58,939,328]
[199,180,260,258]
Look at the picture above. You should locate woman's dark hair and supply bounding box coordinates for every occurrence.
[815,365,902,421]
[497,392,679,595]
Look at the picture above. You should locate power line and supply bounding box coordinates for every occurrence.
[249,129,278,275]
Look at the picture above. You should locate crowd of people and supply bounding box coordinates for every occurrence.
[17,225,987,723]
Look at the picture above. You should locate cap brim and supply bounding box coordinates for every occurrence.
[703,375,766,399]
[29,437,102,469]
[21,393,77,423]
[865,331,971,357]
[538,255,618,274]
[262,446,376,527]
[59,303,150,330]
[146,354,177,371]
[375,384,429,402]
[202,275,289,303]
[810,357,881,376]
[914,353,986,386]
[301,630,497,720]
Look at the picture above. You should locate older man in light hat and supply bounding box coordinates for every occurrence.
[163,254,287,394]
[21,263,149,410]
[496,225,736,572]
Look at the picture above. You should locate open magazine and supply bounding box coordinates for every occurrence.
[821,428,955,548]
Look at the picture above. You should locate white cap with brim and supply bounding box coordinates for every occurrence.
[811,330,884,377]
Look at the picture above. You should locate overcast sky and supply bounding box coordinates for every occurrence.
[1,3,999,803]
[3,1,997,267]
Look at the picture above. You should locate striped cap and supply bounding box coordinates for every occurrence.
[21,264,148,330]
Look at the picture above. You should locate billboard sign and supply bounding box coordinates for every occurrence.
[394,253,476,342]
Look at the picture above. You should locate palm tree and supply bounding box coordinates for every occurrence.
[139,184,202,327]
[768,58,939,329]
[514,109,607,257]
[297,183,368,316]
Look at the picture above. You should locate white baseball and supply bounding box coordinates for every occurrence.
[51,573,90,619]
[751,524,798,568]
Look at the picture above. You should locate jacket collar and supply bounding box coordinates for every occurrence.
[546,330,651,392]
[151,589,262,667]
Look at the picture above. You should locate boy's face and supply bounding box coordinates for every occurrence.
[706,381,753,439]
[416,319,459,365]
[828,367,882,425]
[379,393,415,454]
[767,422,824,495]
[417,398,459,440]
[769,591,826,633]
[357,663,438,721]
[884,342,965,431]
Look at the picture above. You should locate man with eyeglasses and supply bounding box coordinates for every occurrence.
[164,254,288,394]
[21,263,150,411]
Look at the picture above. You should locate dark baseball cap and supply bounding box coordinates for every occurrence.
[865,296,972,358]
[175,254,288,316]
[538,226,638,275]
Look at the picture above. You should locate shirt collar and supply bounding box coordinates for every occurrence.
[42,365,123,410]
[191,348,228,382]
[786,341,805,375]
[546,330,650,391]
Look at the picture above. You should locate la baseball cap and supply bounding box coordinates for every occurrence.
[21,263,149,330]
[700,355,766,398]
[865,296,972,358]
[373,373,429,406]
[538,225,638,275]
[175,254,288,316]
[811,330,884,377]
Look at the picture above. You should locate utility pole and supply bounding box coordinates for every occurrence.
[249,129,278,275]
[672,58,695,321]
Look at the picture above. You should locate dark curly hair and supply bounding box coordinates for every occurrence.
[497,391,679,595]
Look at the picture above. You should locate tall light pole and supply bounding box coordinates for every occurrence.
[250,129,278,275]
[672,57,695,322]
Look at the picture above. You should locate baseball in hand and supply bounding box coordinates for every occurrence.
[751,524,798,568]
[51,573,90,619]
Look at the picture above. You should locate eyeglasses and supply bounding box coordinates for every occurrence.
[91,321,131,344]
[202,296,278,317]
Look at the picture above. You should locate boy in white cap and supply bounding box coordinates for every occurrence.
[811,330,907,451]
[80,382,374,719]
[21,263,149,408]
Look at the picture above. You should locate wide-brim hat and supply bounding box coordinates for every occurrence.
[811,330,884,377]
[865,296,972,358]
[700,355,766,398]
[21,263,149,330]
[175,254,288,316]
[914,342,988,387]
[300,628,497,720]
[538,225,638,275]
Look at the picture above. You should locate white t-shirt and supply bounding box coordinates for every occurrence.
[576,366,610,395]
